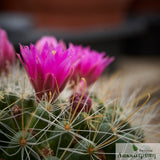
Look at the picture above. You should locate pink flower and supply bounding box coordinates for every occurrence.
[0,28,15,75]
[17,43,74,101]
[35,36,66,53]
[69,44,114,86]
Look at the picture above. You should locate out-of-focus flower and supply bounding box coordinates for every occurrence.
[35,36,66,53]
[0,28,15,75]
[17,43,74,101]
[69,44,114,86]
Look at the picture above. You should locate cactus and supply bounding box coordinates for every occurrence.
[0,33,159,159]
[0,67,159,160]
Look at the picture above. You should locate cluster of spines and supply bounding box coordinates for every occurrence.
[0,89,144,160]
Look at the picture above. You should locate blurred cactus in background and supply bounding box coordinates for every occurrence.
[0,35,159,160]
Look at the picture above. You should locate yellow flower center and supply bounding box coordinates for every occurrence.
[52,50,56,55]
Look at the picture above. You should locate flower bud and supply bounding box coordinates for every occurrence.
[70,93,92,113]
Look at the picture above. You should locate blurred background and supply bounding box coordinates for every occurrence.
[0,0,160,82]
[0,0,160,55]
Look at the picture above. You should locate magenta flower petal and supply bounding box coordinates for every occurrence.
[43,73,55,91]
[42,73,55,99]
[0,28,15,74]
